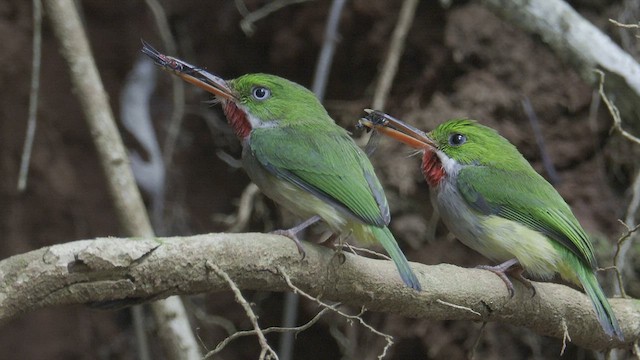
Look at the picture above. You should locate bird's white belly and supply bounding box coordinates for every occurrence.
[432,180,562,279]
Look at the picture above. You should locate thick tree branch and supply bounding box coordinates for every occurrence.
[1,234,637,351]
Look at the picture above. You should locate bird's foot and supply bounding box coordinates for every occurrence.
[509,267,536,298]
[271,228,307,259]
[271,215,323,260]
[476,258,521,298]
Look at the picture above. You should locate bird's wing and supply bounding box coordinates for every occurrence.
[456,166,597,269]
[249,126,390,227]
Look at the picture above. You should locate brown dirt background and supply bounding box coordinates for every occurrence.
[1,0,638,359]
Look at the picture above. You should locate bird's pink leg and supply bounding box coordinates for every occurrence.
[476,258,535,298]
[271,215,322,258]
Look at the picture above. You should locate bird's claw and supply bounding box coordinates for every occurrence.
[476,259,537,298]
[476,263,517,298]
[271,229,307,260]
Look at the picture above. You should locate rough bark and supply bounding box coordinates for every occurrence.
[1,233,637,352]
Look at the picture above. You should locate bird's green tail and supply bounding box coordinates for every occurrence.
[577,266,623,340]
[370,226,421,291]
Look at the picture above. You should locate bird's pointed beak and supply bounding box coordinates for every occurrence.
[141,40,236,101]
[358,109,436,150]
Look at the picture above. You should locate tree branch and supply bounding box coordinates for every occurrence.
[1,234,637,351]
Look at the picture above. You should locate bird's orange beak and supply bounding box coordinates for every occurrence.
[358,109,436,150]
[141,40,236,101]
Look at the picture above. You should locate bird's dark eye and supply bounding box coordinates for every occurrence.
[252,86,271,101]
[449,133,466,146]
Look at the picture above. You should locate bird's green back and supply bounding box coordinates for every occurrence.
[250,124,390,227]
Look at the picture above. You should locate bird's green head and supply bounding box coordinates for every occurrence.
[186,72,332,138]
[226,73,329,126]
[426,119,529,169]
[359,111,532,181]
[140,43,331,138]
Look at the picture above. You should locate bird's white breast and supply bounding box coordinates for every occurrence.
[433,175,562,279]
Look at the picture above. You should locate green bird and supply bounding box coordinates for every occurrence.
[141,42,421,291]
[359,110,623,339]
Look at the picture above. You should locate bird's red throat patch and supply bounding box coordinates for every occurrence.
[223,101,252,139]
[422,150,445,187]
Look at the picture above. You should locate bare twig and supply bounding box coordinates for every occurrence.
[372,0,419,110]
[610,19,640,32]
[560,319,571,356]
[205,307,331,358]
[435,299,481,317]
[238,0,313,36]
[612,221,640,298]
[226,183,261,232]
[626,169,640,231]
[468,322,487,360]
[344,243,391,261]
[311,0,348,102]
[597,69,640,299]
[277,267,394,359]
[596,70,640,145]
[207,262,279,360]
[17,0,42,192]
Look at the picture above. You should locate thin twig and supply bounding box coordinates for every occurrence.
[436,299,481,317]
[596,70,640,145]
[468,322,487,360]
[277,267,394,359]
[207,262,279,359]
[612,221,640,298]
[560,318,572,356]
[239,0,312,36]
[344,243,391,261]
[17,0,43,192]
[311,0,347,102]
[227,183,261,232]
[205,307,331,358]
[618,157,640,287]
[596,69,640,297]
[371,0,419,110]
[609,19,640,29]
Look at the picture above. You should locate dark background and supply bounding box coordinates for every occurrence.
[1,0,638,359]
